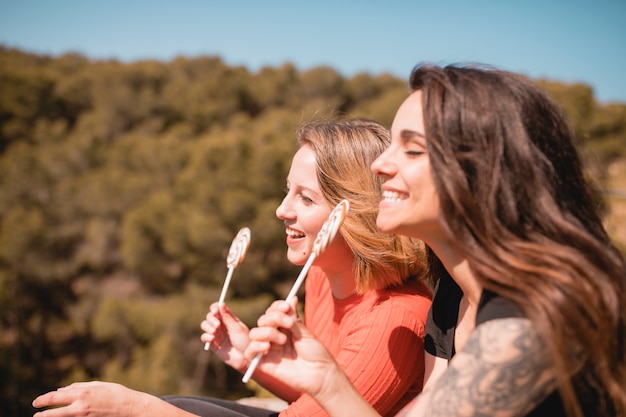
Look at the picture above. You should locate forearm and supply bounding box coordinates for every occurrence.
[249,369,302,403]
[32,382,203,417]
[132,391,204,417]
[314,363,381,417]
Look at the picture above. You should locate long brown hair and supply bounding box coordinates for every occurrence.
[296,118,429,294]
[410,63,626,416]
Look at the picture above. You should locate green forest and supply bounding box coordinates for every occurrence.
[1,46,625,417]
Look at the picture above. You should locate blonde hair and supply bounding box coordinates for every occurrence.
[296,118,429,294]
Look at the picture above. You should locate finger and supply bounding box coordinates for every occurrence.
[32,389,73,409]
[266,299,296,314]
[257,310,295,329]
[219,305,247,330]
[217,302,232,315]
[206,308,221,323]
[248,326,288,345]
[200,315,221,333]
[290,318,316,343]
[200,317,220,345]
[33,406,69,417]
[288,296,299,314]
[244,339,272,359]
[33,404,72,417]
[200,332,215,345]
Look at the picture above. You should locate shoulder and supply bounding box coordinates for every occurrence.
[412,318,561,416]
[465,317,545,361]
[433,318,558,416]
[384,278,433,304]
[476,290,525,324]
[367,280,433,327]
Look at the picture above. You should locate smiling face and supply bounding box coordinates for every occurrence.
[275,145,335,266]
[371,90,443,243]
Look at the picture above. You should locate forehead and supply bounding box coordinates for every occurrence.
[391,91,425,137]
[288,145,318,182]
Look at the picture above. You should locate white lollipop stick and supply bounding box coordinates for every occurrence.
[204,227,251,351]
[242,199,349,383]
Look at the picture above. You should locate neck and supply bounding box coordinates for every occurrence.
[324,269,357,299]
[428,238,482,307]
[315,237,357,300]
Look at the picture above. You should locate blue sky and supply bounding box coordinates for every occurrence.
[1,0,625,103]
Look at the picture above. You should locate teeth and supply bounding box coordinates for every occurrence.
[286,228,305,238]
[382,190,404,202]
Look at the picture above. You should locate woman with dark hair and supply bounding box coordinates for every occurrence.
[244,64,626,417]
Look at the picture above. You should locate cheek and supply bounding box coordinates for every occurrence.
[304,215,328,239]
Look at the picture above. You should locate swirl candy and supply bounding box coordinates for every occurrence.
[242,199,349,383]
[225,227,252,276]
[219,227,251,305]
[312,199,349,257]
[204,227,251,351]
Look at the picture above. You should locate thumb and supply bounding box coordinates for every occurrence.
[219,303,247,329]
[288,296,299,316]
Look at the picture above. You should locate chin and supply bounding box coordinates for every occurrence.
[376,220,398,234]
[378,223,416,240]
[287,252,308,266]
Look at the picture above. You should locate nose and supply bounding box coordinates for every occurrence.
[371,148,394,179]
[276,195,295,221]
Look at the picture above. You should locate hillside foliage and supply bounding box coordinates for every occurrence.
[1,46,624,416]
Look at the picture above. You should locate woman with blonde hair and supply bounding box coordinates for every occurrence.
[33,118,433,417]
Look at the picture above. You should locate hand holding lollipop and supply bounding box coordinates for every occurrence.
[241,199,349,382]
[204,227,251,351]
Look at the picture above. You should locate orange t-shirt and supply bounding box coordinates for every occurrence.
[279,266,432,417]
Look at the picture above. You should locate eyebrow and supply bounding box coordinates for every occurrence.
[290,181,323,199]
[399,129,426,141]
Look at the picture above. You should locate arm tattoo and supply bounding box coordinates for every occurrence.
[404,318,558,417]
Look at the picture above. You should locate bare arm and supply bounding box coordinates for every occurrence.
[32,381,198,417]
[422,352,448,391]
[397,317,558,417]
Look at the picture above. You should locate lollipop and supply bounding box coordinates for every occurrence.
[204,227,251,351]
[219,227,252,305]
[241,199,349,383]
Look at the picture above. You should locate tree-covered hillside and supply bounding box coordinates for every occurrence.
[1,46,624,417]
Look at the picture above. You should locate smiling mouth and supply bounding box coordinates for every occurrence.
[382,190,406,202]
[286,228,305,239]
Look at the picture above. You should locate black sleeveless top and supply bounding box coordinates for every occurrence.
[424,273,566,416]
